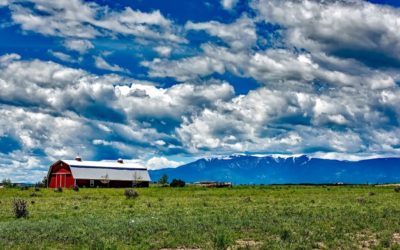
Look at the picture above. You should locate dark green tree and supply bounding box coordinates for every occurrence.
[158,174,168,185]
[36,176,47,187]
[1,178,12,188]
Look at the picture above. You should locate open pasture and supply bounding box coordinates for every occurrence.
[0,186,400,249]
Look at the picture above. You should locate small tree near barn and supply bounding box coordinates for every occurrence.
[158,174,169,185]
[36,176,47,188]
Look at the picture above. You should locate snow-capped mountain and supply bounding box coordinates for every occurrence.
[149,155,400,184]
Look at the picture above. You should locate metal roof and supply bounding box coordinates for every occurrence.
[63,160,147,169]
[61,160,151,182]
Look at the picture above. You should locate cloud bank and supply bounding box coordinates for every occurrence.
[1,0,400,181]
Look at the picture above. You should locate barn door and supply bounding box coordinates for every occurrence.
[58,174,62,188]
[57,174,67,188]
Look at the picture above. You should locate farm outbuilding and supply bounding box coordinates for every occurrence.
[47,157,151,188]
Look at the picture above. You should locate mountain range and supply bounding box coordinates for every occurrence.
[149,155,400,184]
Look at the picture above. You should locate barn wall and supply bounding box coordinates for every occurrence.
[75,179,150,188]
[108,180,149,188]
[76,179,90,187]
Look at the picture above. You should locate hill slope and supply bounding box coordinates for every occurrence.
[149,155,400,184]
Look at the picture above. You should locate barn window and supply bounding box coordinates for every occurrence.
[90,180,94,187]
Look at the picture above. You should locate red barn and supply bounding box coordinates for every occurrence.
[47,157,151,188]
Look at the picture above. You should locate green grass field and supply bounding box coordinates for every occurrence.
[0,186,400,249]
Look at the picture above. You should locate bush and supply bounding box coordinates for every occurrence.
[357,197,366,204]
[243,197,252,203]
[54,187,63,193]
[19,186,29,191]
[124,189,139,199]
[280,229,292,242]
[170,179,185,187]
[394,187,400,193]
[73,185,80,192]
[34,186,40,192]
[13,199,28,218]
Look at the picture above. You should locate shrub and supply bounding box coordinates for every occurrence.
[30,192,40,197]
[34,186,40,192]
[369,192,375,196]
[73,185,80,192]
[124,189,139,199]
[54,187,63,193]
[243,197,252,203]
[380,237,391,248]
[170,179,185,187]
[394,187,400,193]
[13,199,28,218]
[280,229,292,242]
[19,186,29,191]
[357,197,366,204]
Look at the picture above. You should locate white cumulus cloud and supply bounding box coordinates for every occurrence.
[221,0,239,10]
[94,56,128,73]
[145,157,184,170]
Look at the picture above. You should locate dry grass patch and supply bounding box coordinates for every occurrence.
[160,248,201,250]
[312,242,327,249]
[355,231,378,250]
[227,240,263,250]
[393,233,400,245]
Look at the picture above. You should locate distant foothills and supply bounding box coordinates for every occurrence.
[149,155,400,185]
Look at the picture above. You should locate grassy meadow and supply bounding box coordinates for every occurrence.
[0,185,400,249]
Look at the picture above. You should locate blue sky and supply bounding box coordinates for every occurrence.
[1,0,400,182]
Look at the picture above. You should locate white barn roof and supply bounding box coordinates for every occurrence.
[61,160,151,182]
